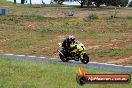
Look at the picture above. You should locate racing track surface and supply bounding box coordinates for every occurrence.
[0,54,132,72]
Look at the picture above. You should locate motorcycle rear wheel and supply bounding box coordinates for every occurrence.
[81,53,89,64]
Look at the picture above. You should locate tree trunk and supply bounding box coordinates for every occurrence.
[29,0,32,7]
[81,2,84,8]
[21,0,25,4]
[96,0,100,7]
[42,0,45,4]
[79,0,85,8]
[14,0,16,4]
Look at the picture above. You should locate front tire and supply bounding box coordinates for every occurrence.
[59,52,69,62]
[81,53,89,64]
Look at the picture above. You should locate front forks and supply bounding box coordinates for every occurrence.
[57,50,65,57]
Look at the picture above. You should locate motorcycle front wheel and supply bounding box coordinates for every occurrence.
[81,53,89,64]
[59,52,69,62]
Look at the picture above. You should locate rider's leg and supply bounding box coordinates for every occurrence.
[63,47,70,57]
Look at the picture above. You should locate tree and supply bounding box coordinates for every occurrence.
[88,0,128,7]
[14,0,16,4]
[30,0,32,6]
[54,0,64,4]
[128,1,132,7]
[77,0,85,8]
[94,0,102,7]
[104,0,128,7]
[76,0,104,8]
[21,0,25,4]
[120,0,129,7]
[111,0,121,6]
[89,0,106,7]
[86,0,92,7]
[42,0,45,4]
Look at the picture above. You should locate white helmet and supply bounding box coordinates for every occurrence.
[69,35,75,41]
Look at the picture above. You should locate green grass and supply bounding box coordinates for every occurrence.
[0,58,132,88]
[0,0,13,4]
[0,0,7,3]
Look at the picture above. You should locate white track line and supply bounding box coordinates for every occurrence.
[16,55,25,56]
[50,58,57,59]
[39,57,46,58]
[27,56,36,57]
[1,53,132,68]
[4,54,14,55]
[124,66,132,67]
[89,62,132,67]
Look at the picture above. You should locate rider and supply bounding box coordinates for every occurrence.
[62,35,76,56]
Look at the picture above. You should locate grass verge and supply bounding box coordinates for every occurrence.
[0,58,132,88]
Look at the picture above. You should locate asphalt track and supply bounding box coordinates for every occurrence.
[0,54,132,72]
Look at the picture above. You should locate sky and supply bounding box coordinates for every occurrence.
[8,0,50,4]
[7,0,80,5]
[7,0,132,4]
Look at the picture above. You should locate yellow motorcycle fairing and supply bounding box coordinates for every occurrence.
[70,43,84,53]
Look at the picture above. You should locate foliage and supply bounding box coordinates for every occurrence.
[54,0,65,4]
[128,1,132,7]
[105,0,128,7]
[85,13,99,21]
[75,0,129,7]
[120,0,129,7]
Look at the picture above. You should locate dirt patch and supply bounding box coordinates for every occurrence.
[56,35,67,41]
[22,21,48,28]
[89,54,113,63]
[87,38,131,50]
[52,53,59,58]
[43,11,91,17]
[0,37,9,42]
[104,39,131,49]
[44,12,64,17]
[88,45,101,49]
[107,56,132,64]
[0,50,4,53]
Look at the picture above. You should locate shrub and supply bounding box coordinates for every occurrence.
[84,13,99,21]
[87,13,98,19]
[84,13,99,22]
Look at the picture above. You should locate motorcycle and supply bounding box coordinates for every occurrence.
[57,41,89,64]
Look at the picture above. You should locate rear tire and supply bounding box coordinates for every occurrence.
[81,53,89,64]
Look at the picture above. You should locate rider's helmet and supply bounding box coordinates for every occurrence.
[69,35,75,42]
